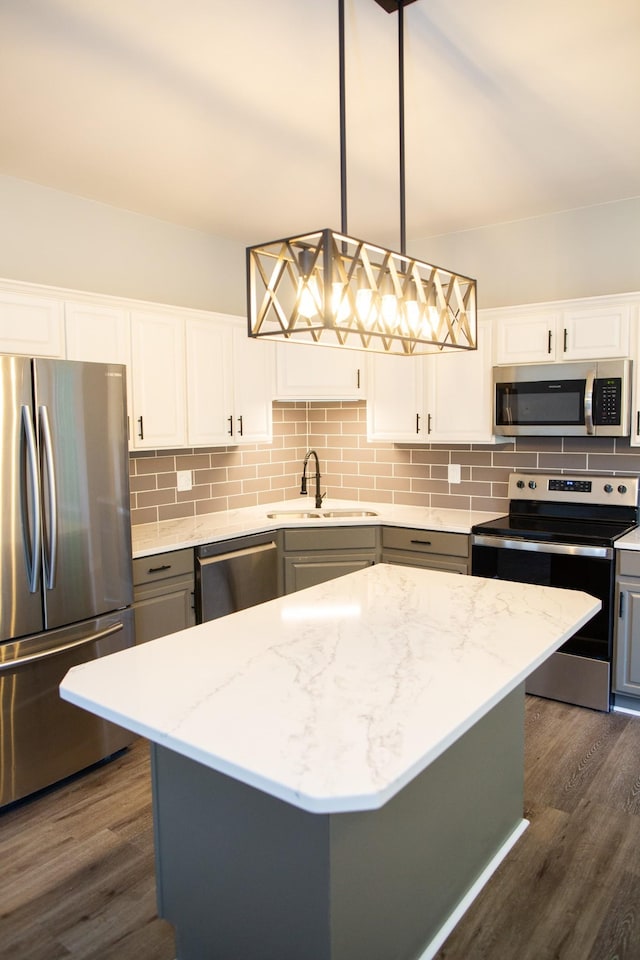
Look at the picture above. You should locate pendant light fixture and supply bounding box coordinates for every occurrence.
[246,0,477,356]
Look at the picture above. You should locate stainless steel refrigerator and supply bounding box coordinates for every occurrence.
[0,356,135,808]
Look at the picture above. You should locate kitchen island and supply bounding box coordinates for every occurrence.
[60,564,600,960]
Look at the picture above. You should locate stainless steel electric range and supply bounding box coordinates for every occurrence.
[471,471,639,711]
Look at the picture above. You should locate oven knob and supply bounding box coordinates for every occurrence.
[604,484,613,493]
[618,484,628,494]
[516,480,525,489]
[528,480,537,490]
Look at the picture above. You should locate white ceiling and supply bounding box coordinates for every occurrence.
[1,0,639,249]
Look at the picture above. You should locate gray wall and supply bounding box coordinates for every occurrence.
[2,174,638,317]
[412,197,640,308]
[0,175,246,314]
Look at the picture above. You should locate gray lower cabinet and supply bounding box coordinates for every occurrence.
[282,526,378,595]
[614,550,640,699]
[132,548,196,644]
[381,526,469,575]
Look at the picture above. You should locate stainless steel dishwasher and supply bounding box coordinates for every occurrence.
[195,532,279,622]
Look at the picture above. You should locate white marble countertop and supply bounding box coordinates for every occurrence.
[131,498,503,558]
[616,527,640,551]
[61,563,599,815]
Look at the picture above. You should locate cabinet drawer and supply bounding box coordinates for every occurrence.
[133,548,194,586]
[381,527,469,558]
[283,526,377,553]
[618,550,640,578]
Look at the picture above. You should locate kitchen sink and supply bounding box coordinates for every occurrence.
[266,510,321,519]
[266,509,378,520]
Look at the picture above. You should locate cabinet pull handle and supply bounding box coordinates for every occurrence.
[636,411,639,437]
[237,415,244,436]
[410,539,432,546]
[563,328,568,352]
[416,413,421,434]
[427,413,432,435]
[619,592,625,618]
[148,564,172,573]
[547,330,552,354]
[137,415,144,439]
[227,415,234,436]
[357,368,361,389]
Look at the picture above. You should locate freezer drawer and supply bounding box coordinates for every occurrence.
[196,533,278,622]
[0,609,135,808]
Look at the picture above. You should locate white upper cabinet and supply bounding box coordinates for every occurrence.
[185,316,234,446]
[366,352,424,442]
[494,295,632,364]
[130,309,187,450]
[367,319,503,445]
[232,324,273,443]
[274,341,365,400]
[185,316,272,446]
[424,318,501,444]
[0,287,64,357]
[65,301,133,444]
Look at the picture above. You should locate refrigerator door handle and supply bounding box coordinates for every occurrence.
[39,404,58,590]
[20,404,41,593]
[0,621,124,672]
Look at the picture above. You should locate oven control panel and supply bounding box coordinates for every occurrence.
[508,472,639,507]
[548,478,592,493]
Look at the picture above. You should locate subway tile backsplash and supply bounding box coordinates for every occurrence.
[129,401,640,525]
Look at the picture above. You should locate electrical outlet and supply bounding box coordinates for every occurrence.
[448,463,461,484]
[177,470,192,492]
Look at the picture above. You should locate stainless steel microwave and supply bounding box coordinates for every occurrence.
[493,359,632,437]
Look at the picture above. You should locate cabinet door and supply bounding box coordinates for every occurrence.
[493,312,561,364]
[185,316,234,446]
[562,305,630,360]
[366,353,424,441]
[274,341,365,399]
[0,288,64,357]
[133,580,196,644]
[131,310,186,449]
[232,323,273,443]
[283,556,373,594]
[65,301,133,445]
[614,578,640,697]
[424,318,500,444]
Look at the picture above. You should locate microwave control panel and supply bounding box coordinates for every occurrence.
[595,378,622,425]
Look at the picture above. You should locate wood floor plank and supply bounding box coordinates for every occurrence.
[585,869,640,960]
[524,697,630,814]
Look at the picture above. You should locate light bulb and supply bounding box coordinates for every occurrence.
[297,276,320,319]
[331,282,351,322]
[404,277,421,334]
[380,273,399,329]
[297,247,319,319]
[355,268,373,323]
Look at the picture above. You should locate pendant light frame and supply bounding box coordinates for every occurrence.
[246,0,477,356]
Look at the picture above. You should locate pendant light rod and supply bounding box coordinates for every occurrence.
[398,0,406,255]
[339,0,348,235]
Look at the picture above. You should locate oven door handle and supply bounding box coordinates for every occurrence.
[471,534,612,560]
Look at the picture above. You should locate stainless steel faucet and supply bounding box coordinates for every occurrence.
[300,449,325,509]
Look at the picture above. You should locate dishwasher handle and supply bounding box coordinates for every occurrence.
[197,541,276,568]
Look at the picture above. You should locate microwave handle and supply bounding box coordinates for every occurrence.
[584,369,596,435]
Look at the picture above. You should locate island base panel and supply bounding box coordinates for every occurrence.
[151,685,525,960]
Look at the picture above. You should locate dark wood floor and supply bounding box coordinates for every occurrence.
[1,696,639,960]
